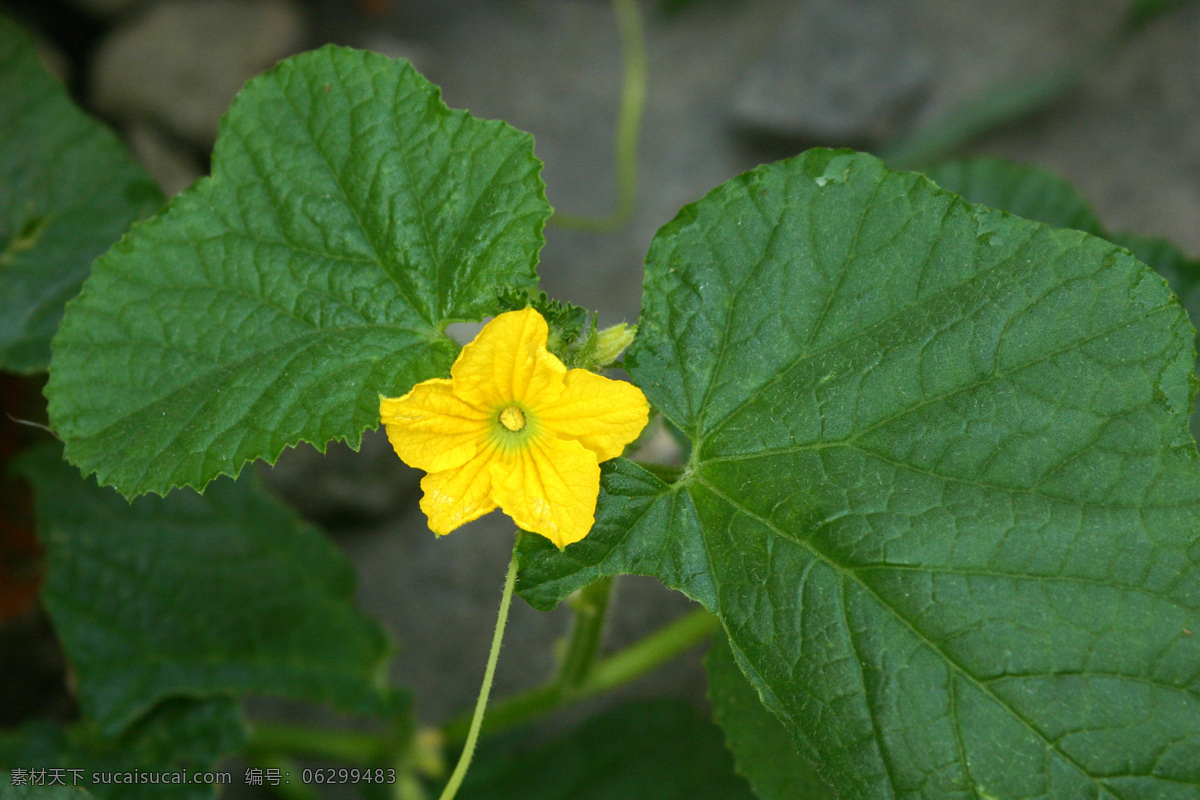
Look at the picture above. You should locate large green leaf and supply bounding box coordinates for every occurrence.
[0,12,162,374]
[923,159,1200,301]
[706,632,835,800]
[926,157,1200,442]
[0,697,244,800]
[45,45,549,497]
[923,158,1200,314]
[923,158,1104,236]
[460,700,756,800]
[520,150,1200,798]
[17,444,394,735]
[1108,230,1200,322]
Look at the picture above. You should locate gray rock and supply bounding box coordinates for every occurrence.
[91,0,306,147]
[970,2,1200,254]
[69,0,151,18]
[124,119,202,197]
[355,31,432,75]
[258,427,422,526]
[897,0,1127,143]
[732,0,931,144]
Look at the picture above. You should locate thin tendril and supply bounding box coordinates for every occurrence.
[548,0,646,232]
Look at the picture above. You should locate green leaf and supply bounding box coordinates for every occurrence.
[706,632,835,800]
[0,783,97,800]
[45,45,549,497]
[521,150,1200,798]
[1103,231,1200,434]
[923,157,1105,236]
[0,697,244,800]
[1107,230,1200,321]
[0,12,162,374]
[1125,0,1196,31]
[923,160,1200,310]
[925,157,1200,443]
[460,700,756,800]
[922,158,1200,311]
[16,443,393,735]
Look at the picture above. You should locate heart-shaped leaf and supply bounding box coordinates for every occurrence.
[520,150,1200,799]
[45,46,549,497]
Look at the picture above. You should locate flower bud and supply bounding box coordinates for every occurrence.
[594,323,636,366]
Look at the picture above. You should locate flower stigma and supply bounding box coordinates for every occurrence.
[498,406,526,432]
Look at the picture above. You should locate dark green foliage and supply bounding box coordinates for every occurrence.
[17,444,394,736]
[520,150,1200,799]
[0,12,162,373]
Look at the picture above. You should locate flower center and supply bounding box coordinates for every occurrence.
[498,406,526,432]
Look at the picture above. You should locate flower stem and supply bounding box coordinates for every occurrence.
[437,542,520,800]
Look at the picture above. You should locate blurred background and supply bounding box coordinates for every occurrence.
[2,0,1199,793]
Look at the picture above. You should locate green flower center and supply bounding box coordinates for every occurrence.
[498,406,526,432]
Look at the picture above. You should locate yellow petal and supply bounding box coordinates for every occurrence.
[380,378,489,473]
[491,435,599,548]
[533,369,650,462]
[450,308,566,408]
[419,442,500,535]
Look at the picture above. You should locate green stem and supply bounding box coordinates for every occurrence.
[437,543,520,800]
[555,577,614,689]
[393,771,430,800]
[444,607,719,745]
[248,722,394,765]
[246,598,720,770]
[549,0,646,233]
[582,605,718,694]
[253,755,323,800]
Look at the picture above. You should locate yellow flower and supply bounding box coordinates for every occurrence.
[379,308,650,548]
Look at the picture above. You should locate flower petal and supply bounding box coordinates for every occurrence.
[380,378,489,473]
[491,435,599,548]
[533,369,650,461]
[451,308,566,408]
[419,442,500,535]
